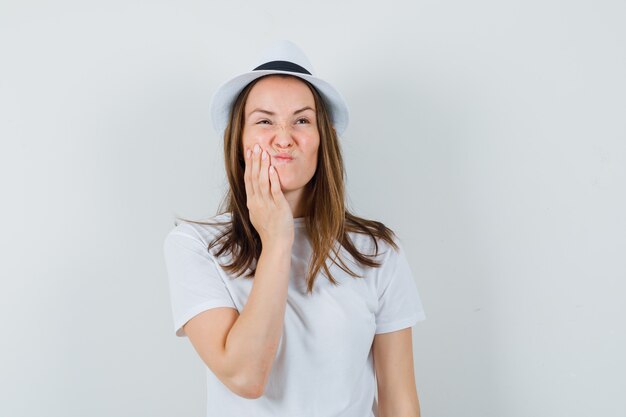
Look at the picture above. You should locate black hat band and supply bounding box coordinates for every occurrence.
[253,60,311,75]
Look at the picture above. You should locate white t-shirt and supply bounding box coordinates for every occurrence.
[163,212,426,417]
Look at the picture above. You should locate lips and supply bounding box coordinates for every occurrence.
[273,153,293,161]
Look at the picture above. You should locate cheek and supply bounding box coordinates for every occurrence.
[241,129,253,150]
[241,127,272,151]
[304,144,320,171]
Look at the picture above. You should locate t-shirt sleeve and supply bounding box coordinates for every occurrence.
[375,238,427,334]
[163,224,237,338]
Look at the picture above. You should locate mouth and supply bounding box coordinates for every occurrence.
[273,156,293,163]
[272,153,294,162]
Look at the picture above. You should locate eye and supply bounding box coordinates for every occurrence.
[256,119,271,125]
[296,118,310,124]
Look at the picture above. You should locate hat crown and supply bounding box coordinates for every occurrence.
[253,40,316,75]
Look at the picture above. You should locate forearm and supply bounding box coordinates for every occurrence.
[378,404,420,417]
[224,243,292,392]
[377,382,421,417]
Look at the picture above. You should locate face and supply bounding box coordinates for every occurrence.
[242,75,320,197]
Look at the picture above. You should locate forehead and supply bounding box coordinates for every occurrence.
[245,75,315,110]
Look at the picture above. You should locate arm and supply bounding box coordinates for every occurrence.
[223,242,292,396]
[184,144,294,399]
[183,242,291,399]
[373,327,421,417]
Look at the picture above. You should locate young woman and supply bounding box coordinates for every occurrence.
[164,40,426,417]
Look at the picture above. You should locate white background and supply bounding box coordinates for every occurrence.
[1,1,625,416]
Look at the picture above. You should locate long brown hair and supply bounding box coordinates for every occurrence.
[177,74,399,294]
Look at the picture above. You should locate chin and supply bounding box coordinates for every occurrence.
[275,166,315,192]
[280,183,305,193]
[278,177,311,194]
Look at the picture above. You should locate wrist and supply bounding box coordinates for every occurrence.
[261,241,293,256]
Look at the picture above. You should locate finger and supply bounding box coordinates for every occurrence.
[250,144,261,197]
[258,149,272,202]
[243,148,254,198]
[268,164,284,203]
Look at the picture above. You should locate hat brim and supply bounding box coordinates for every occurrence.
[209,70,349,136]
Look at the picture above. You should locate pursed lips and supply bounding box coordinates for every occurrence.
[273,153,294,161]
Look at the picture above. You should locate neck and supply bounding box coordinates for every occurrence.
[283,188,306,218]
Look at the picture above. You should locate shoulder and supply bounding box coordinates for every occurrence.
[346,230,397,258]
[163,212,232,250]
[344,215,403,261]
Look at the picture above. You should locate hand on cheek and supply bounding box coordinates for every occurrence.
[243,144,294,246]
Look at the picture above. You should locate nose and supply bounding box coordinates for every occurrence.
[271,123,294,149]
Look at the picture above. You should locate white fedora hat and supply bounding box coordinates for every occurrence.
[209,40,349,136]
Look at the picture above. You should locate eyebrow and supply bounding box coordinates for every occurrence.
[247,106,315,118]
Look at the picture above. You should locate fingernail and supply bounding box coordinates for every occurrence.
[254,144,260,154]
[261,150,267,160]
[246,149,251,159]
